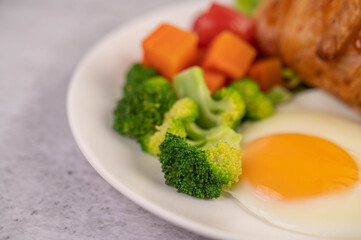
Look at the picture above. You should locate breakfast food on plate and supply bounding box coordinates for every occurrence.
[111,1,361,238]
[255,0,361,112]
[112,1,327,199]
[228,112,361,238]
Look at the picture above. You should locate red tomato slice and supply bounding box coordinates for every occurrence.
[193,13,214,48]
[192,3,255,47]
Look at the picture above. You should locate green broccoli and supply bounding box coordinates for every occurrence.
[138,95,242,199]
[246,93,274,120]
[124,63,159,96]
[164,97,199,122]
[230,78,259,102]
[282,68,311,93]
[266,86,292,105]
[185,122,242,150]
[159,126,242,199]
[173,67,245,129]
[235,0,264,16]
[139,98,198,155]
[230,78,274,120]
[113,76,176,139]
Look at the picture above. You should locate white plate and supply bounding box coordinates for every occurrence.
[67,1,361,239]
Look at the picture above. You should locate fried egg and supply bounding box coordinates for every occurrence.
[227,91,361,239]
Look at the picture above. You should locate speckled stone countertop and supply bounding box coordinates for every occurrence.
[0,1,208,239]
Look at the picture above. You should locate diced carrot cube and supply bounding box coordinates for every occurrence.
[203,31,257,79]
[203,69,227,94]
[142,55,151,66]
[142,23,198,79]
[248,58,283,91]
[195,48,207,66]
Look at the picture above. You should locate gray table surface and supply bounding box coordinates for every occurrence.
[0,1,209,239]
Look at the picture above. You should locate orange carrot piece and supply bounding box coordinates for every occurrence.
[203,70,227,94]
[203,31,257,79]
[195,47,207,66]
[142,23,198,79]
[142,55,151,66]
[248,58,283,91]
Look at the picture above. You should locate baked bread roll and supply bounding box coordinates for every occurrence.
[255,0,361,111]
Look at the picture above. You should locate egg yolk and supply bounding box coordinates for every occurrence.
[242,133,359,200]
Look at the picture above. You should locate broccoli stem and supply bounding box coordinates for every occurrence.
[174,67,245,129]
[184,122,208,140]
[173,67,220,127]
[184,122,242,150]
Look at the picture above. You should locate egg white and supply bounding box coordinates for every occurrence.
[227,90,361,239]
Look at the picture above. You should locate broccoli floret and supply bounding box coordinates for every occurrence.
[164,98,199,122]
[246,93,274,120]
[282,68,312,93]
[266,86,292,105]
[135,89,243,198]
[140,98,198,155]
[139,119,187,155]
[230,78,259,103]
[124,63,159,95]
[173,67,245,129]
[160,134,224,199]
[113,76,176,138]
[282,68,301,90]
[205,140,242,188]
[159,126,242,199]
[231,78,274,120]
